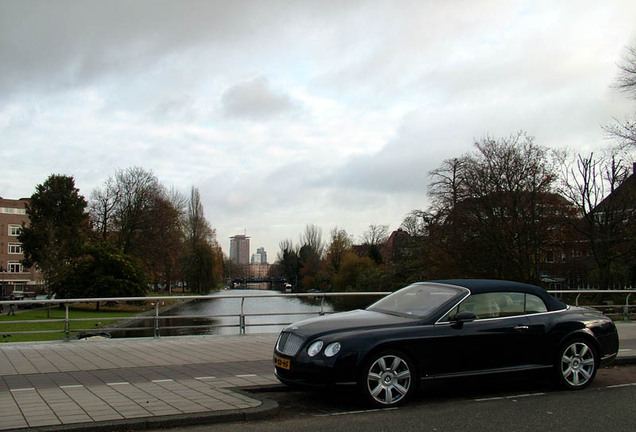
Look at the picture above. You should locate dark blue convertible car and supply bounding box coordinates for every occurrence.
[274,279,619,407]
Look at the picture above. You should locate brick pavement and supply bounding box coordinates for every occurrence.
[0,325,634,432]
[0,334,279,431]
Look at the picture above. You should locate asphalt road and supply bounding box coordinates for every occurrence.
[150,365,636,432]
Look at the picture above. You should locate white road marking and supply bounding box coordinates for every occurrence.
[313,408,398,417]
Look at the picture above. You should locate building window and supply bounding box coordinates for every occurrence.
[8,243,23,254]
[0,207,27,215]
[7,261,23,273]
[546,250,555,264]
[9,224,22,236]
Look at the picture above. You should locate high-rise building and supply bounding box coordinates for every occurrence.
[0,198,44,297]
[251,247,268,265]
[229,234,250,265]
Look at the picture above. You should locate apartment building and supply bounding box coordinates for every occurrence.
[0,198,44,297]
[229,234,250,265]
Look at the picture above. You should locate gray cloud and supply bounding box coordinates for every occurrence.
[1,0,635,257]
[221,77,299,120]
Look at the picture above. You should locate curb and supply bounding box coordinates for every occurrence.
[10,389,280,432]
[614,355,636,366]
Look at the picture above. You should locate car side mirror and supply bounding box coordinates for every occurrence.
[452,311,476,328]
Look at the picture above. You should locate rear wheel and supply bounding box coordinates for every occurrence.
[359,351,417,407]
[553,339,597,390]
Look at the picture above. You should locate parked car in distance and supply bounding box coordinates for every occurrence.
[273,279,619,407]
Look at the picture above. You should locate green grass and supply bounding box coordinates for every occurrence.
[0,307,141,343]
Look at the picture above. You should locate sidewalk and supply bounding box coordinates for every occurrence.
[0,325,634,432]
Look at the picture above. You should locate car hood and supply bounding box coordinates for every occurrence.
[284,309,414,338]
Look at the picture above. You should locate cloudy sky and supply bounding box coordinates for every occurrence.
[1,1,635,260]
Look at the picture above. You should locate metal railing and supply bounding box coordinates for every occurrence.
[0,289,634,341]
[0,291,390,341]
[550,289,635,320]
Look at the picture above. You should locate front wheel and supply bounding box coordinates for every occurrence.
[553,339,597,390]
[359,350,417,407]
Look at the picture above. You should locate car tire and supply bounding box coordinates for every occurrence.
[359,350,417,407]
[553,338,597,390]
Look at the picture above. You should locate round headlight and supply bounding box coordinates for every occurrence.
[307,340,323,357]
[324,342,341,357]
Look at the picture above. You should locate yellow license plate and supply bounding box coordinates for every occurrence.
[274,355,290,370]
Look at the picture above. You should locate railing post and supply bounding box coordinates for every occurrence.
[64,303,70,341]
[320,295,325,316]
[240,297,246,335]
[626,293,632,322]
[154,302,160,338]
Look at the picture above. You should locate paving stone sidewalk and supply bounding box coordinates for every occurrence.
[0,334,279,431]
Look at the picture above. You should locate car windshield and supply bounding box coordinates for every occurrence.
[367,283,465,319]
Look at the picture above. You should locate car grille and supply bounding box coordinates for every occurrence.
[276,332,304,356]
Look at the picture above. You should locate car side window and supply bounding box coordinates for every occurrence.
[495,292,525,317]
[525,294,547,314]
[442,292,526,321]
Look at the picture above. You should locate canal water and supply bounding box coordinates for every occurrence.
[108,290,333,338]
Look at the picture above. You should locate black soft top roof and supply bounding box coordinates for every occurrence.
[429,279,567,311]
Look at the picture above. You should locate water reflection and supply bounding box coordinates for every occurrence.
[109,290,333,338]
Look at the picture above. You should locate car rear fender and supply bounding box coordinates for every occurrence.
[555,329,602,364]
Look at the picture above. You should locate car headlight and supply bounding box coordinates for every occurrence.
[324,342,341,357]
[307,340,323,357]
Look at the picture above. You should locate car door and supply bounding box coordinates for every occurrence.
[423,292,543,376]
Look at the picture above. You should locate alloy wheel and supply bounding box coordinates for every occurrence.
[365,353,413,406]
[559,341,596,388]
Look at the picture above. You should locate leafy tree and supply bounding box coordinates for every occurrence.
[19,175,89,295]
[331,252,382,310]
[273,239,299,288]
[57,242,147,304]
[325,227,353,274]
[297,225,324,291]
[182,241,219,294]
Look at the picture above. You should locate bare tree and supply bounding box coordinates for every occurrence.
[559,152,634,288]
[182,187,221,294]
[428,157,468,218]
[426,132,564,283]
[615,46,636,95]
[186,187,215,246]
[362,224,389,246]
[89,176,120,240]
[300,224,324,258]
[605,45,636,150]
[89,167,187,290]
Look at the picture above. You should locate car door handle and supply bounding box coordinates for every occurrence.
[514,325,529,331]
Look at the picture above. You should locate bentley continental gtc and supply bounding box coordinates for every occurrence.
[273,279,619,407]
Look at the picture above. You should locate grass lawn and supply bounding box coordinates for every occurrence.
[0,305,146,343]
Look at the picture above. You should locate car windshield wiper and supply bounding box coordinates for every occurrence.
[368,307,418,319]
